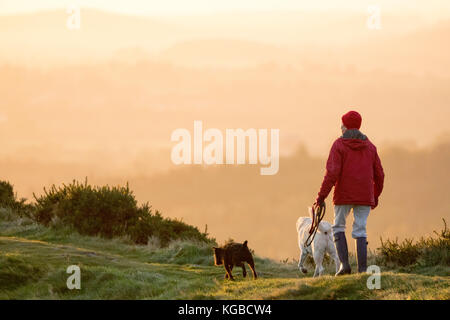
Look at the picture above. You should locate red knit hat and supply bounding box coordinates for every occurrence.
[342,111,362,129]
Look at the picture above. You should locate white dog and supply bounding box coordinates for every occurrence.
[296,209,340,277]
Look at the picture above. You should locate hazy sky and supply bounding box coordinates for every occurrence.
[1,0,450,19]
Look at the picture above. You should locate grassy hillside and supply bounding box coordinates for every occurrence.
[1,211,448,300]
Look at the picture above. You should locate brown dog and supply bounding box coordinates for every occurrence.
[213,240,257,280]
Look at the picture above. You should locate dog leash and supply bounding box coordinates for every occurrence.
[304,202,326,247]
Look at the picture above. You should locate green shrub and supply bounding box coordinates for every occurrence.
[0,181,15,206]
[418,219,450,266]
[377,219,450,267]
[377,237,421,266]
[0,180,33,217]
[32,179,209,246]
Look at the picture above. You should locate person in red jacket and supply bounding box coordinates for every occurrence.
[315,110,384,276]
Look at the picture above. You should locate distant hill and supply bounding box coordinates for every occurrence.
[0,9,180,63]
[158,38,298,67]
[332,20,450,77]
[1,9,449,73]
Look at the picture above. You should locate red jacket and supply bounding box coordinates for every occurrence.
[317,136,384,208]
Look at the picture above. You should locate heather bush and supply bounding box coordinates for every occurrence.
[377,219,450,267]
[0,180,33,217]
[0,181,15,206]
[32,179,209,246]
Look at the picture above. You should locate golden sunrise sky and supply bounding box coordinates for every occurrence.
[1,0,450,19]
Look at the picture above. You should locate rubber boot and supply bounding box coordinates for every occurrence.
[356,237,368,273]
[334,232,351,276]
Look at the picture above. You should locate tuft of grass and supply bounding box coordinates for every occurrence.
[0,254,48,291]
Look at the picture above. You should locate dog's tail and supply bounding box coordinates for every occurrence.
[317,221,332,235]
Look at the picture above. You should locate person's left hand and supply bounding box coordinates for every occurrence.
[371,197,379,210]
